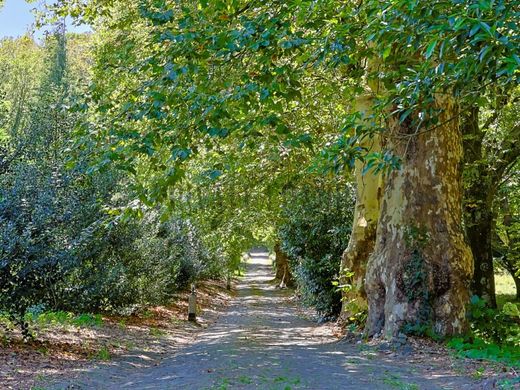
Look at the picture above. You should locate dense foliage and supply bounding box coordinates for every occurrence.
[279,178,355,318]
[0,31,227,336]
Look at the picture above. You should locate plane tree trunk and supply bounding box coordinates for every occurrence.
[340,95,383,317]
[365,95,474,338]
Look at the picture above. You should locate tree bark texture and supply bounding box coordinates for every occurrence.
[340,95,383,316]
[365,95,474,338]
[462,106,497,307]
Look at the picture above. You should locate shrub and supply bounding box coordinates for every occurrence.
[58,209,224,313]
[0,161,77,332]
[467,295,520,346]
[447,296,520,368]
[278,179,355,318]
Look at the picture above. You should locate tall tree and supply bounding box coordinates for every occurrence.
[494,162,520,300]
[463,92,520,307]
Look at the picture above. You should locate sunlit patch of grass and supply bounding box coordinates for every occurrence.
[149,327,166,337]
[495,272,516,296]
[94,346,111,361]
[25,311,103,328]
[495,271,518,308]
[381,373,419,390]
[471,366,486,380]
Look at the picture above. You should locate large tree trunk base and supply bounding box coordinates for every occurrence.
[365,96,473,339]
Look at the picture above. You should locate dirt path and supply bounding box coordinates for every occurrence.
[51,250,483,390]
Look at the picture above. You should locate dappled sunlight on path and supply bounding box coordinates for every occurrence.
[52,250,480,389]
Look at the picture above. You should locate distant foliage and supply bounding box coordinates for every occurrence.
[278,180,355,318]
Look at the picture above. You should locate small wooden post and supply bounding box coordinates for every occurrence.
[226,272,231,290]
[188,284,197,322]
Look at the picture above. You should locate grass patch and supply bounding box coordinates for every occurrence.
[238,375,253,384]
[250,287,264,296]
[495,272,518,310]
[381,373,419,390]
[25,311,103,328]
[149,327,166,337]
[495,273,516,297]
[94,346,111,361]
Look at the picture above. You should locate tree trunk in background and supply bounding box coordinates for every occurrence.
[462,106,497,307]
[365,96,473,338]
[340,94,383,317]
[274,242,293,287]
[466,209,496,306]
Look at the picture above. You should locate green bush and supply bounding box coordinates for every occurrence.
[0,161,79,330]
[278,179,355,318]
[0,30,228,338]
[57,210,225,313]
[467,295,520,345]
[447,296,520,368]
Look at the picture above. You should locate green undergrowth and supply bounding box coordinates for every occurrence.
[0,310,104,335]
[26,311,104,328]
[448,337,520,368]
[447,296,520,368]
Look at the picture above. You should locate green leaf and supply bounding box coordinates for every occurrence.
[382,46,391,59]
[425,40,437,59]
[469,23,481,37]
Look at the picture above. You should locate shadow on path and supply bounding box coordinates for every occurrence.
[53,251,479,389]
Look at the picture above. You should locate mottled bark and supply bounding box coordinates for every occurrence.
[340,95,383,316]
[462,106,497,307]
[365,95,473,338]
[274,243,293,287]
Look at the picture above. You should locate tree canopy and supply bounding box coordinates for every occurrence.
[0,0,518,356]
